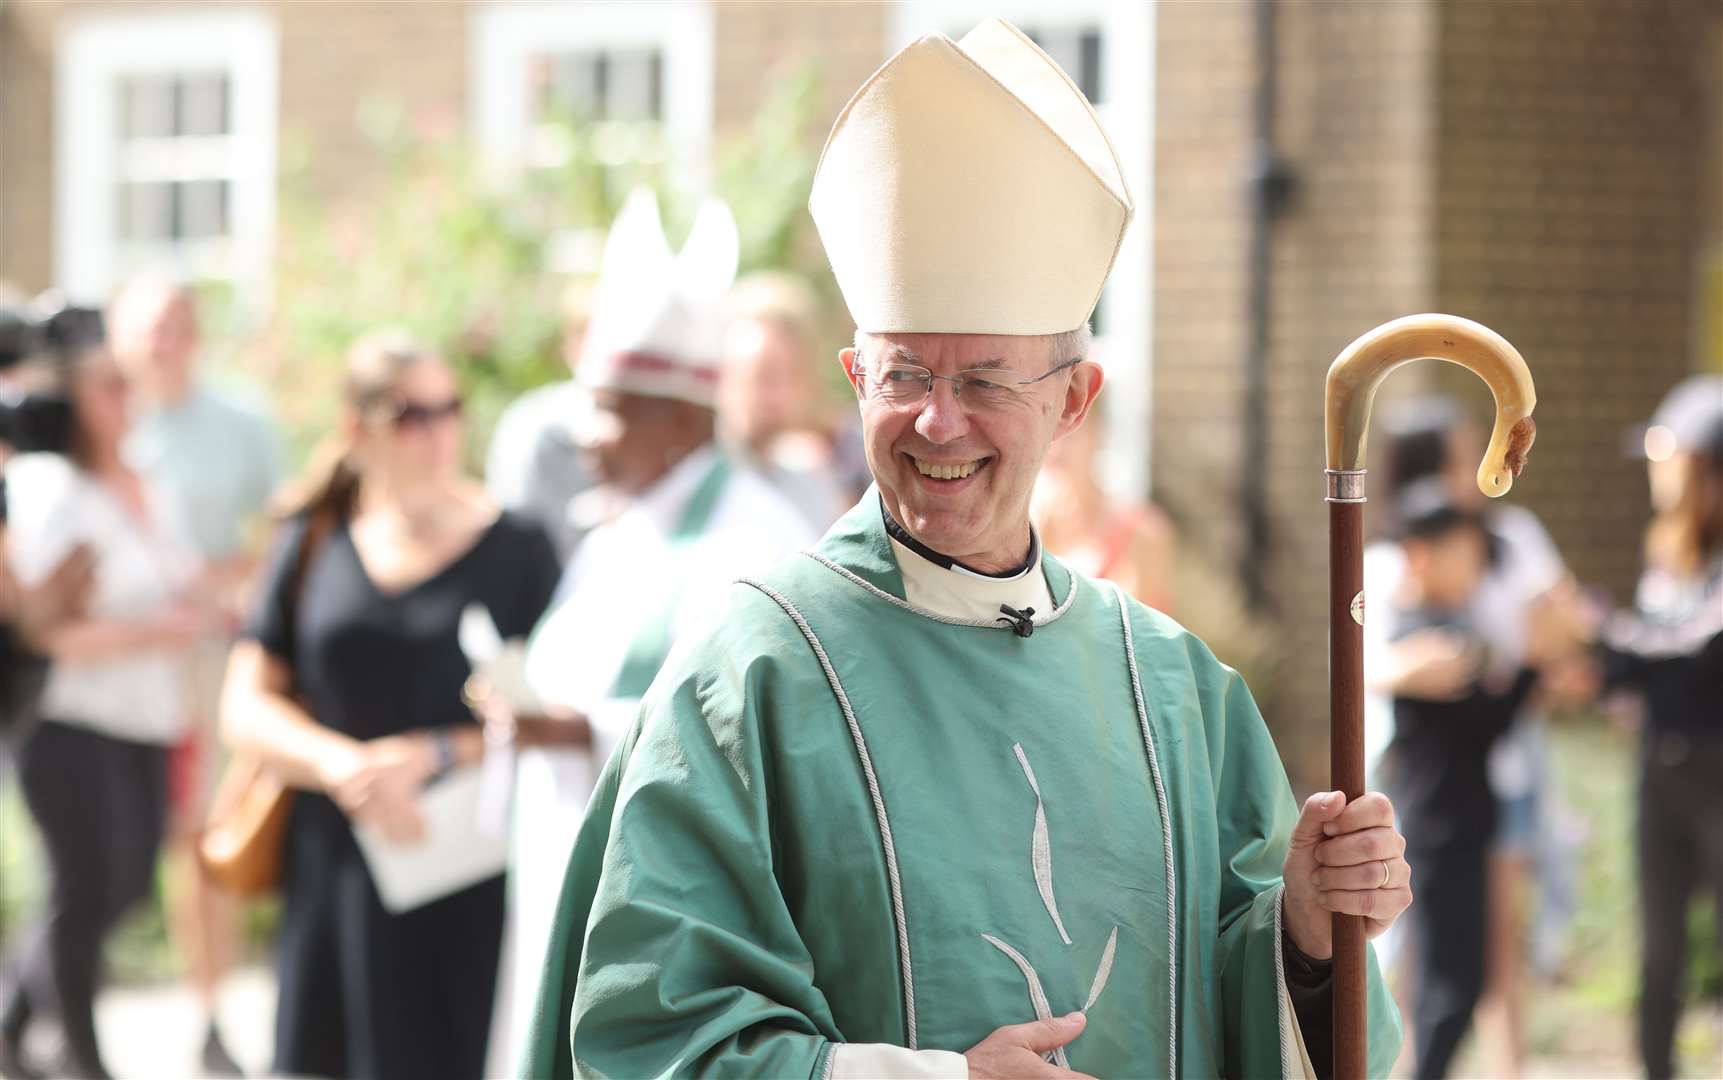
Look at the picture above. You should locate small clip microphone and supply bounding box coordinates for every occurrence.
[997,604,1036,638]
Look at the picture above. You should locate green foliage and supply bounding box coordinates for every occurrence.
[262,68,835,469]
[715,66,827,279]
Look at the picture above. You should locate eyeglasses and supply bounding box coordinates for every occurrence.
[855,358,1081,411]
[383,397,463,430]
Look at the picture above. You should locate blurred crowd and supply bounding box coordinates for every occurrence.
[0,193,1718,1079]
[1361,385,1723,1080]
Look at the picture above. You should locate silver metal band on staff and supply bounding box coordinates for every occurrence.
[1325,469,1367,504]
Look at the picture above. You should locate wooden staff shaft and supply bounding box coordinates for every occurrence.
[1330,498,1367,1080]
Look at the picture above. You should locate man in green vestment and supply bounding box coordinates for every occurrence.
[524,18,1409,1079]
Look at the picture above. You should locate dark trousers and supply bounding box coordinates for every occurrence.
[0,721,167,1074]
[1406,841,1489,1080]
[1636,733,1723,1080]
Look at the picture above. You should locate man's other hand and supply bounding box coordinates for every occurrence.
[1282,790,1412,959]
[964,1013,1096,1079]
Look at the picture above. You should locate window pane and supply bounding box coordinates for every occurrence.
[536,48,664,123]
[608,49,658,122]
[119,75,176,140]
[178,179,229,239]
[542,52,600,120]
[177,72,231,137]
[118,180,174,242]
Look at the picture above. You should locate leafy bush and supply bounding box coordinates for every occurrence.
[257,66,837,470]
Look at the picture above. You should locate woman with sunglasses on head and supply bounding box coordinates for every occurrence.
[0,309,209,1080]
[221,330,560,1080]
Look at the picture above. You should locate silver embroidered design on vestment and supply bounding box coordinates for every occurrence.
[1012,743,1073,946]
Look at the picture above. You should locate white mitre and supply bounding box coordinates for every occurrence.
[578,188,740,407]
[809,18,1133,336]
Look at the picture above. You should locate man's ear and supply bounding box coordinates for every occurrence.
[839,347,864,398]
[1053,361,1106,440]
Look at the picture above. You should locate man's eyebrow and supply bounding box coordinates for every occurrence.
[883,344,922,365]
[964,358,1012,371]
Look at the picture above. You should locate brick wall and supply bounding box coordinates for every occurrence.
[275,1,467,210]
[1153,0,1442,775]
[1432,0,1715,598]
[1,0,67,292]
[1149,0,1258,572]
[711,1,885,141]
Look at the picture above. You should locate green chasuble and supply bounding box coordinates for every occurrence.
[524,494,1401,1078]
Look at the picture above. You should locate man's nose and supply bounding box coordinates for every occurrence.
[913,377,971,444]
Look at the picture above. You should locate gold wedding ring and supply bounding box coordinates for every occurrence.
[1378,860,1392,889]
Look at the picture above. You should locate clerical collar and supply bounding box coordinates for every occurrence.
[880,500,1054,629]
[879,499,1040,581]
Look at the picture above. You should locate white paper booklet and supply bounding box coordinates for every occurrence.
[458,604,538,836]
[353,766,509,913]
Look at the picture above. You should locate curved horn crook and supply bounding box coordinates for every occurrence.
[1325,313,1537,497]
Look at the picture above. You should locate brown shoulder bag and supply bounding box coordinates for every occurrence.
[198,505,338,896]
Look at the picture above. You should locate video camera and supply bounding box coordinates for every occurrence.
[0,302,94,458]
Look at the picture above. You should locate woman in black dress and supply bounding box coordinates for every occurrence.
[221,331,560,1080]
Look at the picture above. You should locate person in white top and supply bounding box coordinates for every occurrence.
[0,311,208,1080]
[474,191,818,1074]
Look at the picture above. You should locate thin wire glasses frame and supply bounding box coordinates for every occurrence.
[856,357,1083,409]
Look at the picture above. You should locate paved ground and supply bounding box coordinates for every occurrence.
[94,966,274,1080]
[88,968,1717,1080]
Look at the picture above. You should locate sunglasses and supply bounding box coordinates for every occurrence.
[382,397,464,430]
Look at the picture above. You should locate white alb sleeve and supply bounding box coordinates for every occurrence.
[829,1044,969,1079]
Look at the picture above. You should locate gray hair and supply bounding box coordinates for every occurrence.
[853,323,1093,370]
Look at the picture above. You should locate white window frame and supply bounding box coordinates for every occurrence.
[469,1,715,181]
[55,9,279,308]
[889,1,1156,500]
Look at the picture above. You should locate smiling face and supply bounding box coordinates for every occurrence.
[842,331,1103,572]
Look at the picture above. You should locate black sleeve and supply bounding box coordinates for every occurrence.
[242,515,311,663]
[1283,926,1335,1079]
[494,514,562,640]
